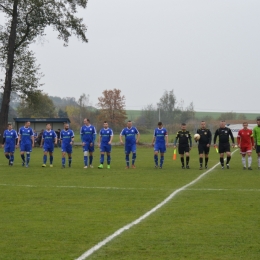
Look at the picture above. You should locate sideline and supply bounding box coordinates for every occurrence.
[75,150,238,260]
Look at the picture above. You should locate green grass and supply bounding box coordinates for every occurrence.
[0,146,260,259]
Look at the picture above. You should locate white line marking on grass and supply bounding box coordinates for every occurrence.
[75,150,238,260]
[0,183,164,191]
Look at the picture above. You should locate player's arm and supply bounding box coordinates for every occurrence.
[136,128,140,143]
[213,129,219,146]
[71,131,75,145]
[98,132,101,147]
[228,129,235,146]
[119,129,124,144]
[2,132,5,148]
[109,130,114,144]
[31,130,34,147]
[208,130,212,146]
[188,133,192,149]
[80,127,85,145]
[237,135,240,147]
[173,133,179,148]
[40,135,44,147]
[165,134,169,146]
[54,132,57,145]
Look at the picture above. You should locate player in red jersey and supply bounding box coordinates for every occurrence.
[237,122,254,170]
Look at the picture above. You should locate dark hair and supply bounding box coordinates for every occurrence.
[7,123,12,126]
[181,123,186,126]
[257,117,260,121]
[158,122,163,125]
[104,121,107,123]
[128,120,132,123]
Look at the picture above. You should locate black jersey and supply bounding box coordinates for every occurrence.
[196,128,212,145]
[213,127,234,144]
[174,130,192,146]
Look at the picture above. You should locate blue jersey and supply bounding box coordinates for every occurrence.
[61,129,75,145]
[19,127,34,145]
[120,127,139,145]
[42,130,57,147]
[80,125,96,143]
[100,128,113,144]
[3,129,18,146]
[154,128,168,144]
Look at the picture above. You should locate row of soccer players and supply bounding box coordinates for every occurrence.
[2,118,260,169]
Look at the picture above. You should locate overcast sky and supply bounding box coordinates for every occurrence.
[5,0,260,112]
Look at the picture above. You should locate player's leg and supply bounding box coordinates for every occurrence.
[49,151,54,167]
[4,146,10,165]
[25,144,32,167]
[106,144,111,169]
[185,152,190,169]
[159,152,165,168]
[10,151,14,165]
[256,146,260,169]
[125,146,130,168]
[198,144,203,169]
[218,144,225,168]
[179,146,185,168]
[68,148,72,167]
[204,145,210,169]
[42,150,48,167]
[20,144,26,166]
[98,150,105,169]
[247,150,252,170]
[154,144,159,167]
[159,144,166,168]
[83,143,88,168]
[61,145,66,167]
[89,145,95,168]
[131,145,137,168]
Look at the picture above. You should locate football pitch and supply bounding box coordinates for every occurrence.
[0,146,260,260]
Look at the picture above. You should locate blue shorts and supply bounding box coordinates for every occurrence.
[4,145,15,153]
[20,144,32,152]
[125,144,136,154]
[62,144,72,154]
[83,142,94,152]
[154,143,166,153]
[100,144,111,153]
[43,146,54,153]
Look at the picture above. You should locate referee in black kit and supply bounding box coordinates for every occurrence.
[174,123,192,169]
[213,120,235,169]
[196,121,212,170]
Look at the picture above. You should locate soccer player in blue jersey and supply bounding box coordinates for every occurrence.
[2,123,18,166]
[98,121,113,169]
[17,121,34,167]
[40,123,57,167]
[60,123,74,168]
[152,122,168,169]
[80,118,97,169]
[120,120,140,169]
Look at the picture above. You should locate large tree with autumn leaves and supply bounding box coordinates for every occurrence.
[97,89,127,130]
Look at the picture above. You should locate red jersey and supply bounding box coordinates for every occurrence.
[237,129,254,147]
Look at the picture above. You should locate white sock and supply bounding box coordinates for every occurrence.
[242,157,246,167]
[248,156,252,167]
[258,157,260,167]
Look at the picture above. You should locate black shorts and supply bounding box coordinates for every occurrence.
[256,145,260,153]
[219,143,230,153]
[198,144,210,154]
[178,145,190,154]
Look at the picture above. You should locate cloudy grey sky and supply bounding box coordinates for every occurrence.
[23,1,260,112]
